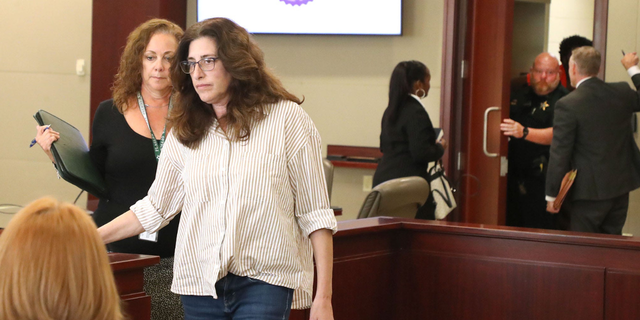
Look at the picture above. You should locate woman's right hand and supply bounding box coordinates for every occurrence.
[438,138,448,150]
[35,125,60,152]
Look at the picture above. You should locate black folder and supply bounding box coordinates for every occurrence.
[34,110,108,199]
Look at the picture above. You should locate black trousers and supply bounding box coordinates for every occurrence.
[567,193,629,235]
[506,175,558,230]
[415,192,436,220]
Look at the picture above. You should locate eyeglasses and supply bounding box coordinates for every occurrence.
[179,57,219,74]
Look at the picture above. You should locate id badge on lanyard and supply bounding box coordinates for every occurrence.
[136,92,171,242]
[139,230,158,242]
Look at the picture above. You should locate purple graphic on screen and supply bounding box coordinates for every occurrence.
[280,0,313,6]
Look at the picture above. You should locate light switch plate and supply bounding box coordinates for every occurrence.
[363,175,373,192]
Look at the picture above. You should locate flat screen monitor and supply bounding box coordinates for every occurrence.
[197,0,403,36]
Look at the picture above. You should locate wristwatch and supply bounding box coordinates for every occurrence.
[522,127,529,139]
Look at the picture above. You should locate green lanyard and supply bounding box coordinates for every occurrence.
[136,92,172,162]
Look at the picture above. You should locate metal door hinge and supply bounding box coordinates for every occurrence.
[461,60,468,79]
[457,152,465,171]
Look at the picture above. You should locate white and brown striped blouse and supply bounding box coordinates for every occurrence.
[131,100,338,309]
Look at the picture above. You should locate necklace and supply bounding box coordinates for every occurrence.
[144,103,168,109]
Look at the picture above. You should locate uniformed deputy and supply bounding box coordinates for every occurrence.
[501,53,569,230]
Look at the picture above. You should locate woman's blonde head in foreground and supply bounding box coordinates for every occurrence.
[0,197,123,320]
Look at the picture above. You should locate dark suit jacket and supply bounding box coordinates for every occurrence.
[546,75,640,201]
[373,96,444,186]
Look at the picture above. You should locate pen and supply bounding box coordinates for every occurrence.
[622,50,626,56]
[29,125,50,148]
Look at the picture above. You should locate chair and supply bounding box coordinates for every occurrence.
[357,176,430,219]
[323,158,334,202]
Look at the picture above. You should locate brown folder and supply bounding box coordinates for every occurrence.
[553,169,577,210]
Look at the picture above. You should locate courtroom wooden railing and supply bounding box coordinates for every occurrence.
[9,217,640,320]
[292,217,640,320]
[110,253,159,320]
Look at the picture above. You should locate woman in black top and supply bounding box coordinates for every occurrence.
[35,19,184,319]
[373,60,447,219]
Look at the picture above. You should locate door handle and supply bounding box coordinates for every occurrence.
[483,107,500,157]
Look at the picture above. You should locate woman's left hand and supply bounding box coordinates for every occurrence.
[309,297,334,320]
[438,138,448,150]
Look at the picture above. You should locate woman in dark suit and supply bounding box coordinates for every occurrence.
[373,60,446,219]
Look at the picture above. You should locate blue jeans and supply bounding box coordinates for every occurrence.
[181,273,294,320]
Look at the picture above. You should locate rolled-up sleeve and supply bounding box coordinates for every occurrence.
[288,128,337,238]
[131,133,185,233]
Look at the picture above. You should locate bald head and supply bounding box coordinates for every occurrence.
[533,53,560,70]
[530,53,561,95]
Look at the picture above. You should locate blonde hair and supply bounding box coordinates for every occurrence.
[0,197,124,320]
[112,18,184,113]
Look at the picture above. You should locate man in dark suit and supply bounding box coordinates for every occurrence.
[545,46,640,235]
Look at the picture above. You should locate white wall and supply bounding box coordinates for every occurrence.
[547,0,594,59]
[187,0,444,220]
[0,0,92,227]
[606,0,640,236]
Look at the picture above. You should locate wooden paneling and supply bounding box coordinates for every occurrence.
[90,0,187,125]
[456,0,513,225]
[326,145,382,169]
[327,145,383,159]
[605,269,640,320]
[439,0,462,181]
[400,252,604,320]
[10,218,640,319]
[594,0,609,80]
[332,228,400,318]
[333,253,398,319]
[110,253,159,320]
[326,217,640,320]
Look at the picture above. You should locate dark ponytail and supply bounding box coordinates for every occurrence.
[383,60,429,125]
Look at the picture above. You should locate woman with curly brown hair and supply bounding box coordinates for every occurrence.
[98,18,337,320]
[35,18,184,319]
[0,197,124,320]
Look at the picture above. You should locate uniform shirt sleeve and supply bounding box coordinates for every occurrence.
[131,132,185,233]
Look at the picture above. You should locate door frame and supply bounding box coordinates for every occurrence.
[439,0,609,224]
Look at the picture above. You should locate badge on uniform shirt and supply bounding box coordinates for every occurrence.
[511,99,518,106]
[541,101,549,111]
